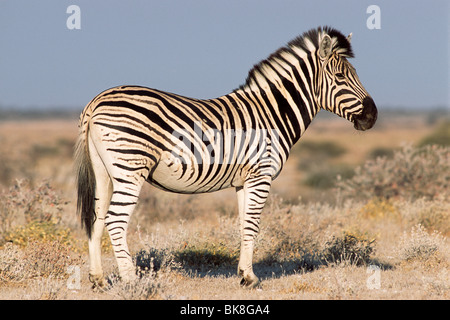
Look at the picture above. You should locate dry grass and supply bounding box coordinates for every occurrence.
[0,111,449,300]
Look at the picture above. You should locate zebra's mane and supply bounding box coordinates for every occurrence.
[239,26,353,91]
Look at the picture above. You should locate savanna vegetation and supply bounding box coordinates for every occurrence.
[0,109,448,299]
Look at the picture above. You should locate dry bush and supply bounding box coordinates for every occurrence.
[0,240,82,283]
[105,264,164,300]
[0,243,28,282]
[102,248,183,300]
[106,274,162,300]
[397,224,447,262]
[252,196,377,271]
[22,240,83,279]
[26,277,67,300]
[336,145,449,201]
[0,179,82,284]
[0,179,66,235]
[135,248,182,275]
[321,231,375,266]
[394,197,450,236]
[0,180,80,252]
[256,196,324,269]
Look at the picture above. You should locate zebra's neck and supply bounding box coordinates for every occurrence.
[228,49,320,149]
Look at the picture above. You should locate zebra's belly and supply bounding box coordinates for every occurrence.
[148,151,243,194]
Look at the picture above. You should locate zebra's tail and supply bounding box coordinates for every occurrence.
[74,107,96,238]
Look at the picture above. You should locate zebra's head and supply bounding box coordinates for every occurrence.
[314,27,377,131]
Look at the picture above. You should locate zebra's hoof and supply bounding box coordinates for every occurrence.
[89,274,106,291]
[240,274,260,289]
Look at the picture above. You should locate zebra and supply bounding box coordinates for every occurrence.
[75,26,377,289]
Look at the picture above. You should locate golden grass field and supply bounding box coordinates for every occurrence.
[0,109,448,300]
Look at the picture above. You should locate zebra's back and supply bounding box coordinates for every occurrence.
[84,85,283,194]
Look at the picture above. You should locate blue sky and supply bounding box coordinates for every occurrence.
[0,0,448,110]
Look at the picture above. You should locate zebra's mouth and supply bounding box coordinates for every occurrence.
[353,96,377,131]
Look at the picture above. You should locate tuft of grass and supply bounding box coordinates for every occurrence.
[106,274,162,300]
[397,224,446,262]
[134,248,181,275]
[287,280,325,294]
[321,231,375,266]
[103,248,182,300]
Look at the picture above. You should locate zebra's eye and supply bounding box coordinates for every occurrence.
[335,72,345,79]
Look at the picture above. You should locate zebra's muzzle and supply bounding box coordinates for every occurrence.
[353,96,377,131]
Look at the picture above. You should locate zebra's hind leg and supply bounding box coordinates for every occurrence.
[236,176,272,289]
[87,138,113,289]
[88,122,151,284]
[105,180,144,283]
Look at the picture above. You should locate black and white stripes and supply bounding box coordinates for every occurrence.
[75,26,377,288]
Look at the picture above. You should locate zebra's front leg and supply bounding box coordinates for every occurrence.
[236,176,271,289]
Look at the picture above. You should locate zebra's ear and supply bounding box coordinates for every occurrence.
[319,34,332,59]
[347,33,353,43]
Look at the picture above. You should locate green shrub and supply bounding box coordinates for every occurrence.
[367,147,394,160]
[296,140,347,171]
[419,120,450,147]
[304,165,354,189]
